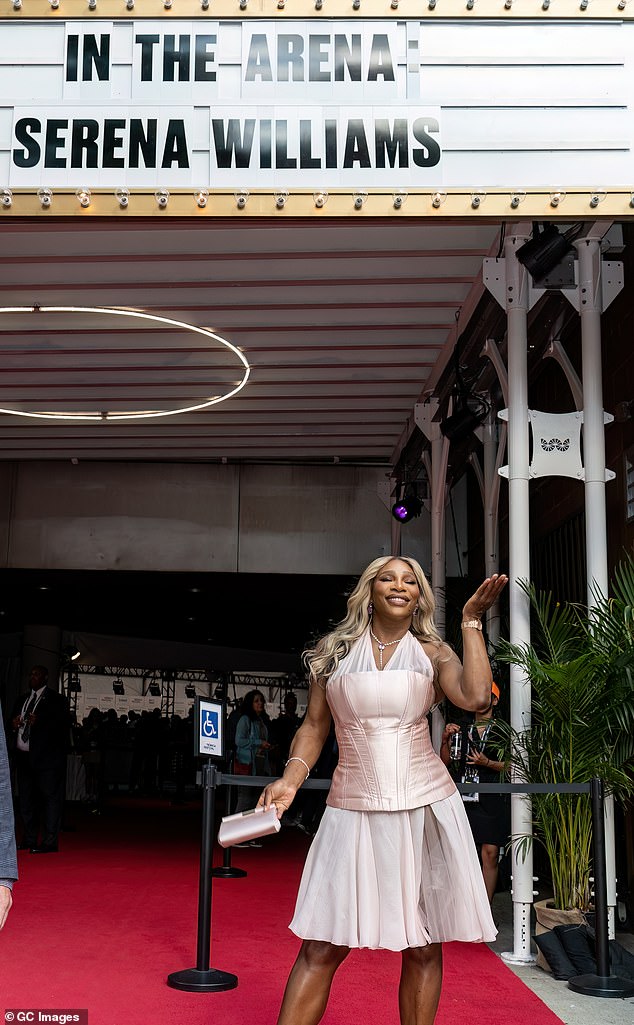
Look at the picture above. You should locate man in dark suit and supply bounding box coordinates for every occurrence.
[10,665,70,853]
[0,705,18,926]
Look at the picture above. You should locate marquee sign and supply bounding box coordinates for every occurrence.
[0,17,632,193]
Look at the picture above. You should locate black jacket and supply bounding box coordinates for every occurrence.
[10,687,70,769]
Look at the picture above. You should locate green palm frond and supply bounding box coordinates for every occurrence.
[494,560,634,909]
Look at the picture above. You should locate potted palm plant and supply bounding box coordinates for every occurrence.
[495,556,634,927]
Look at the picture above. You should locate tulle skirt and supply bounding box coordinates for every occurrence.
[289,791,496,951]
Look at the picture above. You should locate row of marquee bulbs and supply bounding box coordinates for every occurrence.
[7,0,632,10]
[0,187,371,210]
[2,187,632,211]
[8,0,403,9]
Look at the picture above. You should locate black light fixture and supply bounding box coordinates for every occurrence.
[440,336,490,444]
[440,393,490,443]
[148,681,162,697]
[113,679,125,695]
[516,222,575,285]
[185,684,196,699]
[62,644,81,662]
[69,677,82,693]
[391,485,423,524]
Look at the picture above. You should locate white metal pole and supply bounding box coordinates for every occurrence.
[430,431,449,751]
[575,236,617,931]
[482,414,501,646]
[577,238,609,603]
[430,432,449,638]
[503,233,535,963]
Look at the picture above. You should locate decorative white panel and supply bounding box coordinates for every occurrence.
[528,410,583,481]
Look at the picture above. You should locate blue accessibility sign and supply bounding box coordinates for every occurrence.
[196,698,224,758]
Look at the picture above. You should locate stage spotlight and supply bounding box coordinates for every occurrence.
[185,684,197,699]
[113,679,125,695]
[440,393,490,443]
[516,223,574,285]
[391,490,423,524]
[149,681,162,697]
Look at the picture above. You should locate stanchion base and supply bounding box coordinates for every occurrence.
[167,967,238,992]
[500,951,537,966]
[568,973,634,998]
[212,866,247,878]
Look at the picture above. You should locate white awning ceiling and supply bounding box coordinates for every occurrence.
[0,216,501,463]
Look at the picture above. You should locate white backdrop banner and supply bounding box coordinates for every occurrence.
[0,18,631,187]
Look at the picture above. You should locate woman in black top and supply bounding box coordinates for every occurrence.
[440,682,508,903]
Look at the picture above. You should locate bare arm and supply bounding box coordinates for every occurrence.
[258,680,332,818]
[430,575,507,712]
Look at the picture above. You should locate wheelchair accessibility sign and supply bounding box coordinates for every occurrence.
[196,697,225,759]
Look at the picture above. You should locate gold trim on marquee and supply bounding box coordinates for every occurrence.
[1,188,633,219]
[1,0,633,20]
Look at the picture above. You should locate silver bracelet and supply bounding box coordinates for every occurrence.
[285,756,310,782]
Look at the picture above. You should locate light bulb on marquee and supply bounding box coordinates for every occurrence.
[75,187,91,208]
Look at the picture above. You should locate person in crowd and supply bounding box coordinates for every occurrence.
[440,682,509,904]
[270,691,302,775]
[0,705,18,928]
[234,690,272,826]
[9,665,70,853]
[79,706,103,808]
[259,556,507,1025]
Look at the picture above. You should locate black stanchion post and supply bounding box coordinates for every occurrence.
[212,782,247,879]
[568,777,634,998]
[167,760,238,992]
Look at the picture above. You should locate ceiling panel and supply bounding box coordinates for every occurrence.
[0,216,500,461]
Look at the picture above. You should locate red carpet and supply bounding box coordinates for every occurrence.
[0,799,562,1025]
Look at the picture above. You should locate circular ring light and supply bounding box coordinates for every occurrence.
[0,305,250,421]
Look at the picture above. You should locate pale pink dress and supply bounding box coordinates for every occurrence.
[289,629,496,951]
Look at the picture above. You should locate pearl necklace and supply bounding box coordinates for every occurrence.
[369,624,409,670]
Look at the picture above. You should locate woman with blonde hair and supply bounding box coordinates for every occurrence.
[260,555,507,1025]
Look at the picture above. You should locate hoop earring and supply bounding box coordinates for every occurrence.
[368,602,374,618]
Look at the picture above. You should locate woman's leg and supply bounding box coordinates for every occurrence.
[398,944,443,1025]
[277,939,350,1025]
[480,843,500,903]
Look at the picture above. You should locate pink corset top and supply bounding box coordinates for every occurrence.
[325,630,456,812]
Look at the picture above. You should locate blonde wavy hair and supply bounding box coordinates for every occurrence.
[303,555,443,684]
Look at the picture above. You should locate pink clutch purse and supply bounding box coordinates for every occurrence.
[218,805,281,847]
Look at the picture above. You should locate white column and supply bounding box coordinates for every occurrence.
[482,415,502,646]
[575,236,617,930]
[577,238,609,604]
[430,430,448,637]
[503,233,535,963]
